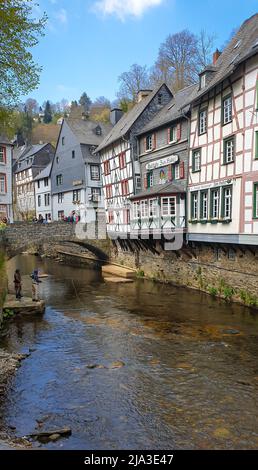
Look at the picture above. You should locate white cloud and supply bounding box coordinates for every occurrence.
[55,8,68,24]
[93,0,165,20]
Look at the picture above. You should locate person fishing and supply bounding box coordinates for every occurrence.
[31,269,41,302]
[14,269,22,300]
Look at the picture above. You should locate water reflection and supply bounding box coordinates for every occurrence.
[0,255,258,449]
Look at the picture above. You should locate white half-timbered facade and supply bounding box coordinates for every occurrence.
[97,84,173,237]
[188,14,258,245]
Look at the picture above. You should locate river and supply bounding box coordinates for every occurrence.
[0,254,258,449]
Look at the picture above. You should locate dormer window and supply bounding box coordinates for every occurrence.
[158,93,162,105]
[200,73,206,89]
[95,126,102,136]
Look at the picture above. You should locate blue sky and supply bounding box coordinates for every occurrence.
[28,0,258,105]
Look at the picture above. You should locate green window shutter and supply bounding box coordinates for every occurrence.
[192,152,195,172]
[255,132,258,160]
[221,188,225,218]
[253,183,258,218]
[256,79,258,111]
[191,193,194,218]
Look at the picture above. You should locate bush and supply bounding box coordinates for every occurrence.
[208,286,218,297]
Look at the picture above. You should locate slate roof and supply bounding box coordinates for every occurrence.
[97,82,172,152]
[33,162,53,181]
[0,135,13,145]
[187,13,258,105]
[14,144,53,174]
[66,119,113,146]
[137,84,198,136]
[130,181,185,200]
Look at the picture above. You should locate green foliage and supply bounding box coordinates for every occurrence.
[0,0,47,106]
[79,92,92,112]
[223,286,235,301]
[3,308,14,319]
[208,286,218,297]
[137,270,145,278]
[43,100,52,123]
[239,290,258,306]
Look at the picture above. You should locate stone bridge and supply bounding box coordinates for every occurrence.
[0,222,111,261]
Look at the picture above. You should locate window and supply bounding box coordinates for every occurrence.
[121,180,129,196]
[255,131,258,159]
[161,197,176,217]
[132,202,140,219]
[123,209,130,224]
[37,180,40,189]
[90,165,100,181]
[149,199,158,217]
[140,200,148,218]
[38,195,41,207]
[199,109,207,134]
[0,146,6,163]
[211,189,220,219]
[253,183,258,218]
[158,93,162,105]
[136,175,141,190]
[91,187,101,202]
[147,171,153,188]
[200,191,208,220]
[44,193,50,206]
[56,174,63,186]
[223,136,235,164]
[222,95,232,124]
[106,185,112,199]
[73,189,81,202]
[103,160,111,176]
[95,126,102,136]
[146,134,154,151]
[191,192,198,220]
[119,152,126,169]
[58,192,64,203]
[44,177,48,187]
[108,211,114,224]
[72,150,75,159]
[168,126,176,143]
[0,174,6,193]
[192,149,201,172]
[222,186,232,219]
[56,156,59,164]
[58,210,64,220]
[62,137,65,145]
[200,73,206,89]
[228,248,236,261]
[174,164,180,180]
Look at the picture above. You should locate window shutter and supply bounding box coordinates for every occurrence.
[153,133,157,150]
[168,165,172,181]
[167,128,171,144]
[179,161,184,179]
[176,123,181,141]
[144,174,148,189]
[144,137,147,153]
[3,147,6,163]
[4,174,7,192]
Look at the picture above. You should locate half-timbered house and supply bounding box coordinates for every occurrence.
[0,136,13,222]
[130,84,197,240]
[96,84,173,237]
[187,13,258,246]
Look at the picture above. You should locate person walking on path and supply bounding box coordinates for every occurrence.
[14,269,22,300]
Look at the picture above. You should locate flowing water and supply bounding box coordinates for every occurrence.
[0,254,258,449]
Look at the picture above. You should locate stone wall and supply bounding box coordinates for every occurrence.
[110,241,258,307]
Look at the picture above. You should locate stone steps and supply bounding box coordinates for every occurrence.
[4,295,45,315]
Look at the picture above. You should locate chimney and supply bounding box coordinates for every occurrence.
[213,49,221,65]
[110,108,123,126]
[137,89,152,103]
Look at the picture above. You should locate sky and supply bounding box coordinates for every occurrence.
[27,0,258,106]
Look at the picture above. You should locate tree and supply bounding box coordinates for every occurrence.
[154,29,215,92]
[79,92,92,112]
[0,0,47,106]
[93,96,111,108]
[43,101,52,124]
[117,64,151,102]
[25,98,39,116]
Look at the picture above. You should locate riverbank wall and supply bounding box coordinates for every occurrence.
[110,242,258,308]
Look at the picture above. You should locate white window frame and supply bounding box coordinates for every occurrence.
[192,192,198,220]
[224,138,234,163]
[0,147,5,163]
[223,96,232,124]
[149,198,158,217]
[146,135,153,151]
[161,197,176,217]
[223,187,232,219]
[174,164,180,180]
[199,109,207,134]
[193,150,201,172]
[90,165,100,181]
[0,174,6,193]
[132,202,139,219]
[169,126,176,143]
[201,191,208,219]
[140,200,148,218]
[211,189,220,219]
